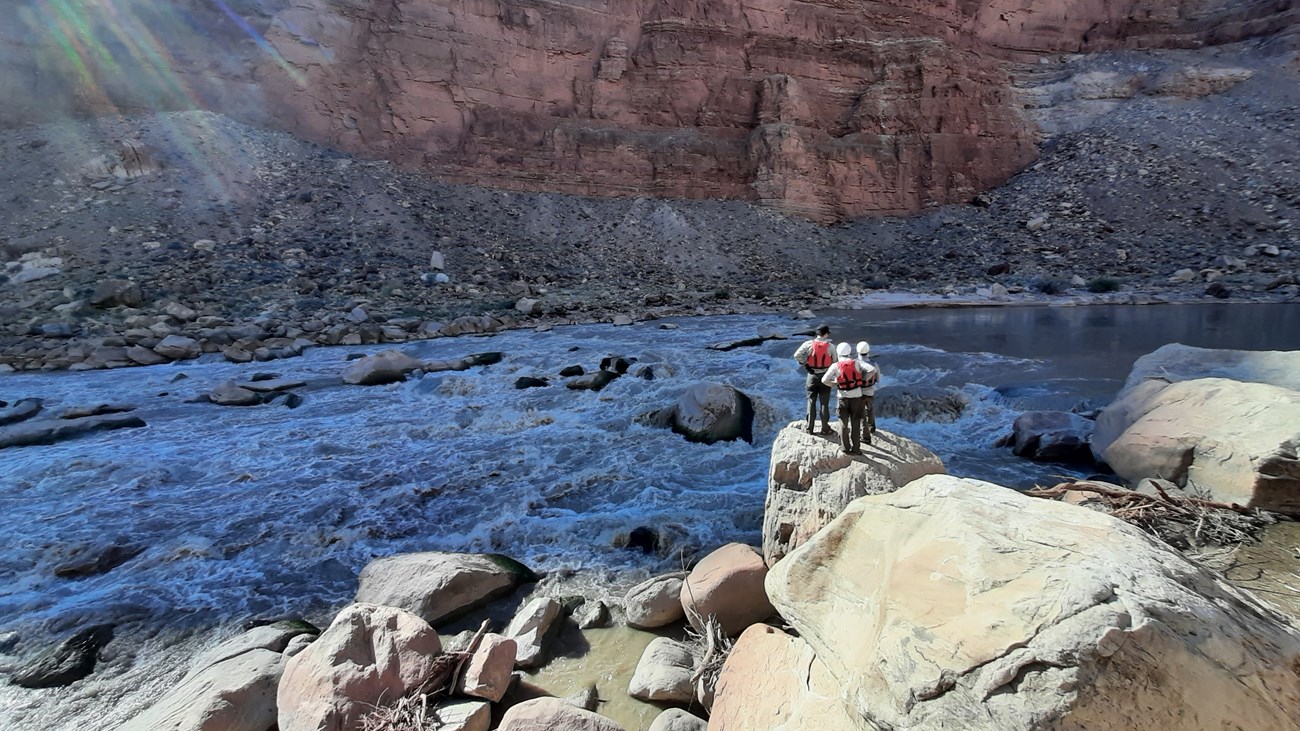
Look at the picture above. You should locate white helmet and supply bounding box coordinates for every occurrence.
[856,341,870,356]
[836,342,852,358]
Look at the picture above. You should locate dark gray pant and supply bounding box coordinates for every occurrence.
[838,396,867,452]
[805,372,830,431]
[864,395,876,434]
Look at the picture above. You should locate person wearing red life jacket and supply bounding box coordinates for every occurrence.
[856,340,881,436]
[793,324,835,435]
[822,342,871,454]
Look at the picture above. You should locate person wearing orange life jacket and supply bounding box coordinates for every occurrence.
[822,342,871,454]
[856,340,881,435]
[793,324,835,435]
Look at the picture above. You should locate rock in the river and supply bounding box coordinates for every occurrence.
[504,597,562,669]
[648,708,706,731]
[497,697,624,731]
[624,573,686,629]
[52,540,145,578]
[680,543,773,637]
[342,349,427,385]
[0,413,146,449]
[277,603,441,731]
[1100,378,1300,514]
[12,624,114,688]
[765,475,1300,731]
[455,633,516,702]
[1010,411,1095,463]
[354,552,537,626]
[515,376,549,389]
[210,381,262,407]
[709,624,857,731]
[90,279,143,308]
[566,370,621,392]
[762,422,944,564]
[559,365,585,377]
[573,600,610,629]
[628,637,696,703]
[872,386,969,423]
[122,624,314,731]
[0,397,42,426]
[659,382,755,445]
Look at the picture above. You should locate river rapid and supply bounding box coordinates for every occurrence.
[2,302,1299,729]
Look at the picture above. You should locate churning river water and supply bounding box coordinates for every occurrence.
[1,302,1299,728]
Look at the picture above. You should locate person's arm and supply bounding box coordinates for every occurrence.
[793,341,810,365]
[821,364,838,388]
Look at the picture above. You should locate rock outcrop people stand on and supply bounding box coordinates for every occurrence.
[856,341,881,435]
[794,324,835,435]
[822,342,871,454]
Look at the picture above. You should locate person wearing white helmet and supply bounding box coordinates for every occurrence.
[821,342,871,454]
[856,341,881,435]
[793,324,835,435]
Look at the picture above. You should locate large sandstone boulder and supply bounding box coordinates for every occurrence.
[650,709,706,731]
[762,422,944,564]
[354,552,536,626]
[628,638,696,703]
[708,624,857,731]
[497,697,625,731]
[504,596,562,669]
[122,624,315,731]
[277,603,441,731]
[680,543,773,637]
[662,382,755,444]
[765,475,1300,731]
[455,633,516,702]
[623,573,686,629]
[1093,343,1300,459]
[1099,378,1300,514]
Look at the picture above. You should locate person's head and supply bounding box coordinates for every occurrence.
[836,342,852,358]
[815,324,831,337]
[856,341,870,356]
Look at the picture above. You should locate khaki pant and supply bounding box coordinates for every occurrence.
[838,396,867,452]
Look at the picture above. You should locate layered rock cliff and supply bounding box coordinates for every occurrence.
[1,0,1295,219]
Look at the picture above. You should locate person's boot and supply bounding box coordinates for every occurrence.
[819,423,834,436]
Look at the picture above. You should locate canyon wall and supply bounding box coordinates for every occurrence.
[2,0,1295,219]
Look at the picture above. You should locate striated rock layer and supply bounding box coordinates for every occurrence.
[2,0,1296,219]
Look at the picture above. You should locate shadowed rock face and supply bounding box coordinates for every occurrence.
[2,0,1295,219]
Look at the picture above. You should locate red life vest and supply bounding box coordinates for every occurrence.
[836,359,866,390]
[808,340,832,369]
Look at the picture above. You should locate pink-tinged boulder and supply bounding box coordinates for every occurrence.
[680,543,773,637]
[650,709,706,731]
[276,603,441,731]
[623,573,686,629]
[628,638,696,703]
[763,421,944,565]
[429,699,490,731]
[455,633,516,702]
[707,624,857,731]
[504,597,562,669]
[498,697,625,731]
[353,552,536,626]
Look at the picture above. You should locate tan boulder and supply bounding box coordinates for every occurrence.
[680,543,773,637]
[276,603,442,731]
[154,335,202,360]
[504,597,562,669]
[766,474,1300,731]
[353,551,535,626]
[1100,378,1300,513]
[707,624,857,731]
[628,637,696,703]
[429,699,491,731]
[455,632,516,702]
[121,623,315,731]
[498,697,625,731]
[763,421,944,564]
[650,708,707,731]
[1092,343,1300,459]
[623,573,686,629]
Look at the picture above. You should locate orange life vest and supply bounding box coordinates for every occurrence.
[836,359,865,390]
[808,340,832,370]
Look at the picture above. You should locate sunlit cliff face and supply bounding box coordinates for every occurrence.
[1,0,1294,220]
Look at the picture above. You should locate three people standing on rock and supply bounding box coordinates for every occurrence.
[795,325,880,455]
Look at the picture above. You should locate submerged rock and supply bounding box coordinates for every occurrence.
[0,413,146,449]
[762,421,944,564]
[12,624,114,688]
[764,475,1300,730]
[566,370,621,392]
[872,386,969,423]
[0,397,42,426]
[1010,410,1095,463]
